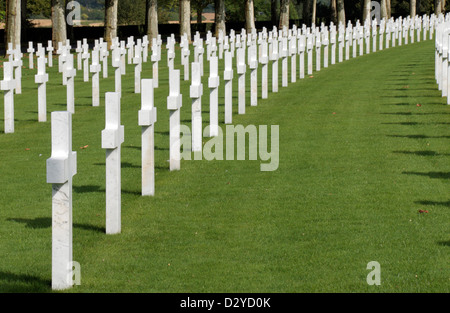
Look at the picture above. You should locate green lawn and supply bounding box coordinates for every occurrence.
[0,37,448,293]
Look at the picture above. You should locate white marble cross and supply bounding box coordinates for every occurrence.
[269,34,279,90]
[298,34,306,79]
[190,62,203,152]
[102,92,124,234]
[338,27,344,63]
[133,39,143,93]
[323,29,329,68]
[1,62,16,133]
[280,36,288,87]
[47,40,54,67]
[307,33,314,74]
[208,56,220,136]
[65,54,76,113]
[75,40,82,70]
[27,42,35,69]
[35,55,49,122]
[151,38,160,88]
[330,26,336,65]
[139,79,157,196]
[6,43,14,62]
[379,20,385,50]
[167,36,175,71]
[181,34,190,81]
[46,111,77,290]
[223,51,234,123]
[12,47,23,94]
[315,29,321,72]
[112,46,122,97]
[345,26,351,60]
[289,34,297,83]
[127,36,135,64]
[259,40,268,99]
[236,47,246,114]
[248,43,258,106]
[167,70,182,171]
[100,41,109,78]
[118,40,125,75]
[142,35,149,63]
[372,20,378,52]
[82,39,90,82]
[90,47,101,106]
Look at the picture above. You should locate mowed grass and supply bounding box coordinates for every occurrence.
[0,37,448,293]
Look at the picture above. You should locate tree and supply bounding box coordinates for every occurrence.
[362,0,370,22]
[337,0,345,25]
[192,0,210,25]
[5,0,21,49]
[331,0,337,24]
[52,0,66,49]
[146,0,158,40]
[381,0,387,19]
[215,0,226,37]
[312,0,316,25]
[386,0,391,17]
[179,0,191,41]
[435,0,442,14]
[279,0,289,30]
[410,0,416,16]
[245,0,255,33]
[104,0,118,48]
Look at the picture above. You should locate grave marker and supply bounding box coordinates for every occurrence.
[46,111,77,290]
[139,79,157,196]
[102,92,124,234]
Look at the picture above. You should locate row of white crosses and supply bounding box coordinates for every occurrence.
[434,13,450,103]
[3,13,437,290]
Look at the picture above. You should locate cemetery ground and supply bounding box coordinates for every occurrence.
[0,38,448,293]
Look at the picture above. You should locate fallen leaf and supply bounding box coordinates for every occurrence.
[25,148,30,151]
[418,209,429,213]
[416,103,421,107]
[309,75,314,78]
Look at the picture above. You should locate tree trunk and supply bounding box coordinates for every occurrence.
[245,0,255,33]
[179,0,191,41]
[104,0,118,49]
[215,0,226,37]
[436,0,443,14]
[312,0,316,25]
[146,0,158,40]
[271,0,278,26]
[331,0,337,24]
[337,0,345,25]
[386,0,391,17]
[381,0,387,19]
[442,0,446,12]
[279,0,290,30]
[362,0,371,22]
[410,0,416,17]
[197,6,202,25]
[52,0,66,49]
[5,0,21,49]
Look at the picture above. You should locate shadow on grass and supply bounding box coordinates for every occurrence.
[125,145,168,151]
[387,134,450,139]
[437,241,450,247]
[6,217,105,233]
[93,162,140,169]
[73,184,141,196]
[415,200,450,207]
[0,271,51,292]
[402,171,450,179]
[393,150,450,156]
